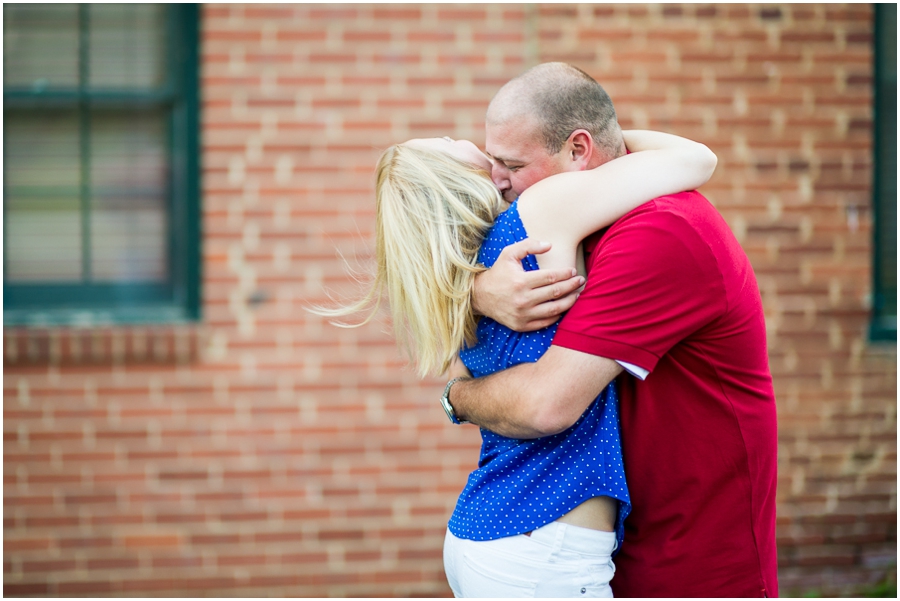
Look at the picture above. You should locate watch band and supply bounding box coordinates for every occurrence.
[440,377,469,425]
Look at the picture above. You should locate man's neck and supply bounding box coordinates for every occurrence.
[588,151,618,170]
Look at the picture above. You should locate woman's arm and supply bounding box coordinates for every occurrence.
[447,354,472,379]
[517,130,717,272]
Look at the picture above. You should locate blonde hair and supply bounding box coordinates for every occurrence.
[311,143,504,377]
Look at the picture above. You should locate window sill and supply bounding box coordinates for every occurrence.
[4,321,205,367]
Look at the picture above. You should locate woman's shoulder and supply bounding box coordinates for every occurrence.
[478,200,528,267]
[492,200,526,234]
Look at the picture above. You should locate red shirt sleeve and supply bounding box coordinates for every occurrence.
[553,197,727,373]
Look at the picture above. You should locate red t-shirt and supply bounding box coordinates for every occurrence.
[554,191,778,597]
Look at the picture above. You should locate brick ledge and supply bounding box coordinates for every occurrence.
[3,325,206,366]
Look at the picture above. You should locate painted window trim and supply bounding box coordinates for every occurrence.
[870,3,897,342]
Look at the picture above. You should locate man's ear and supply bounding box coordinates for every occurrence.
[564,129,594,170]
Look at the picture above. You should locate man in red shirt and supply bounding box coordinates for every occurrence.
[445,62,779,596]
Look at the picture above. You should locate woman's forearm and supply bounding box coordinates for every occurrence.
[518,130,717,256]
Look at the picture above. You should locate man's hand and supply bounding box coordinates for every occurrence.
[472,239,584,332]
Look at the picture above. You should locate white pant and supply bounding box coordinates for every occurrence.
[443,521,617,598]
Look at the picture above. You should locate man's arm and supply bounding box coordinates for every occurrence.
[472,239,585,332]
[450,345,623,439]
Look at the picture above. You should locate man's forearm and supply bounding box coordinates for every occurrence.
[450,345,623,439]
[452,363,549,439]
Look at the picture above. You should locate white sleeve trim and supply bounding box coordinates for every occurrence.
[616,360,649,381]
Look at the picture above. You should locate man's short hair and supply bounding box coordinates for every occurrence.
[488,62,623,159]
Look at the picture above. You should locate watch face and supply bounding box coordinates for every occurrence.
[441,395,458,424]
[441,396,460,424]
[441,378,467,424]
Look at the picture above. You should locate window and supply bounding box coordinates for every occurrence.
[3,4,200,326]
[871,3,897,341]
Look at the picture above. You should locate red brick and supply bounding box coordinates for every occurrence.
[253,530,307,544]
[22,559,77,572]
[373,8,422,20]
[309,53,357,64]
[60,536,115,549]
[191,534,241,546]
[217,553,267,567]
[4,494,54,506]
[90,513,144,526]
[25,516,80,528]
[578,28,633,42]
[473,32,524,43]
[281,551,329,564]
[87,557,140,570]
[204,31,261,42]
[343,30,391,43]
[4,583,50,595]
[63,493,117,505]
[155,512,207,524]
[123,534,181,549]
[5,537,52,551]
[846,32,873,44]
[437,8,486,20]
[58,580,116,594]
[318,529,365,541]
[374,52,421,65]
[244,6,293,19]
[151,555,203,569]
[407,32,454,43]
[782,32,837,43]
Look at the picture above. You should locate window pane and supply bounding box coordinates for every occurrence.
[5,110,82,281]
[90,110,169,283]
[88,4,166,90]
[3,4,79,89]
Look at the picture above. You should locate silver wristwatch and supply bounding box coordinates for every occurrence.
[440,377,469,425]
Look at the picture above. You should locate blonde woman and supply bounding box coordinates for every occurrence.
[315,130,716,597]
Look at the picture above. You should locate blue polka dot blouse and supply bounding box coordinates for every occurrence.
[448,200,631,553]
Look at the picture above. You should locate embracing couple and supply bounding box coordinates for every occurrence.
[318,63,778,598]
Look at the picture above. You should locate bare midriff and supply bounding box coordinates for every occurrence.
[555,496,617,532]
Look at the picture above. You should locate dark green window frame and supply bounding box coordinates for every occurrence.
[3,4,200,326]
[871,3,897,341]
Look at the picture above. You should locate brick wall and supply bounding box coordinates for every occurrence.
[4,3,895,597]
